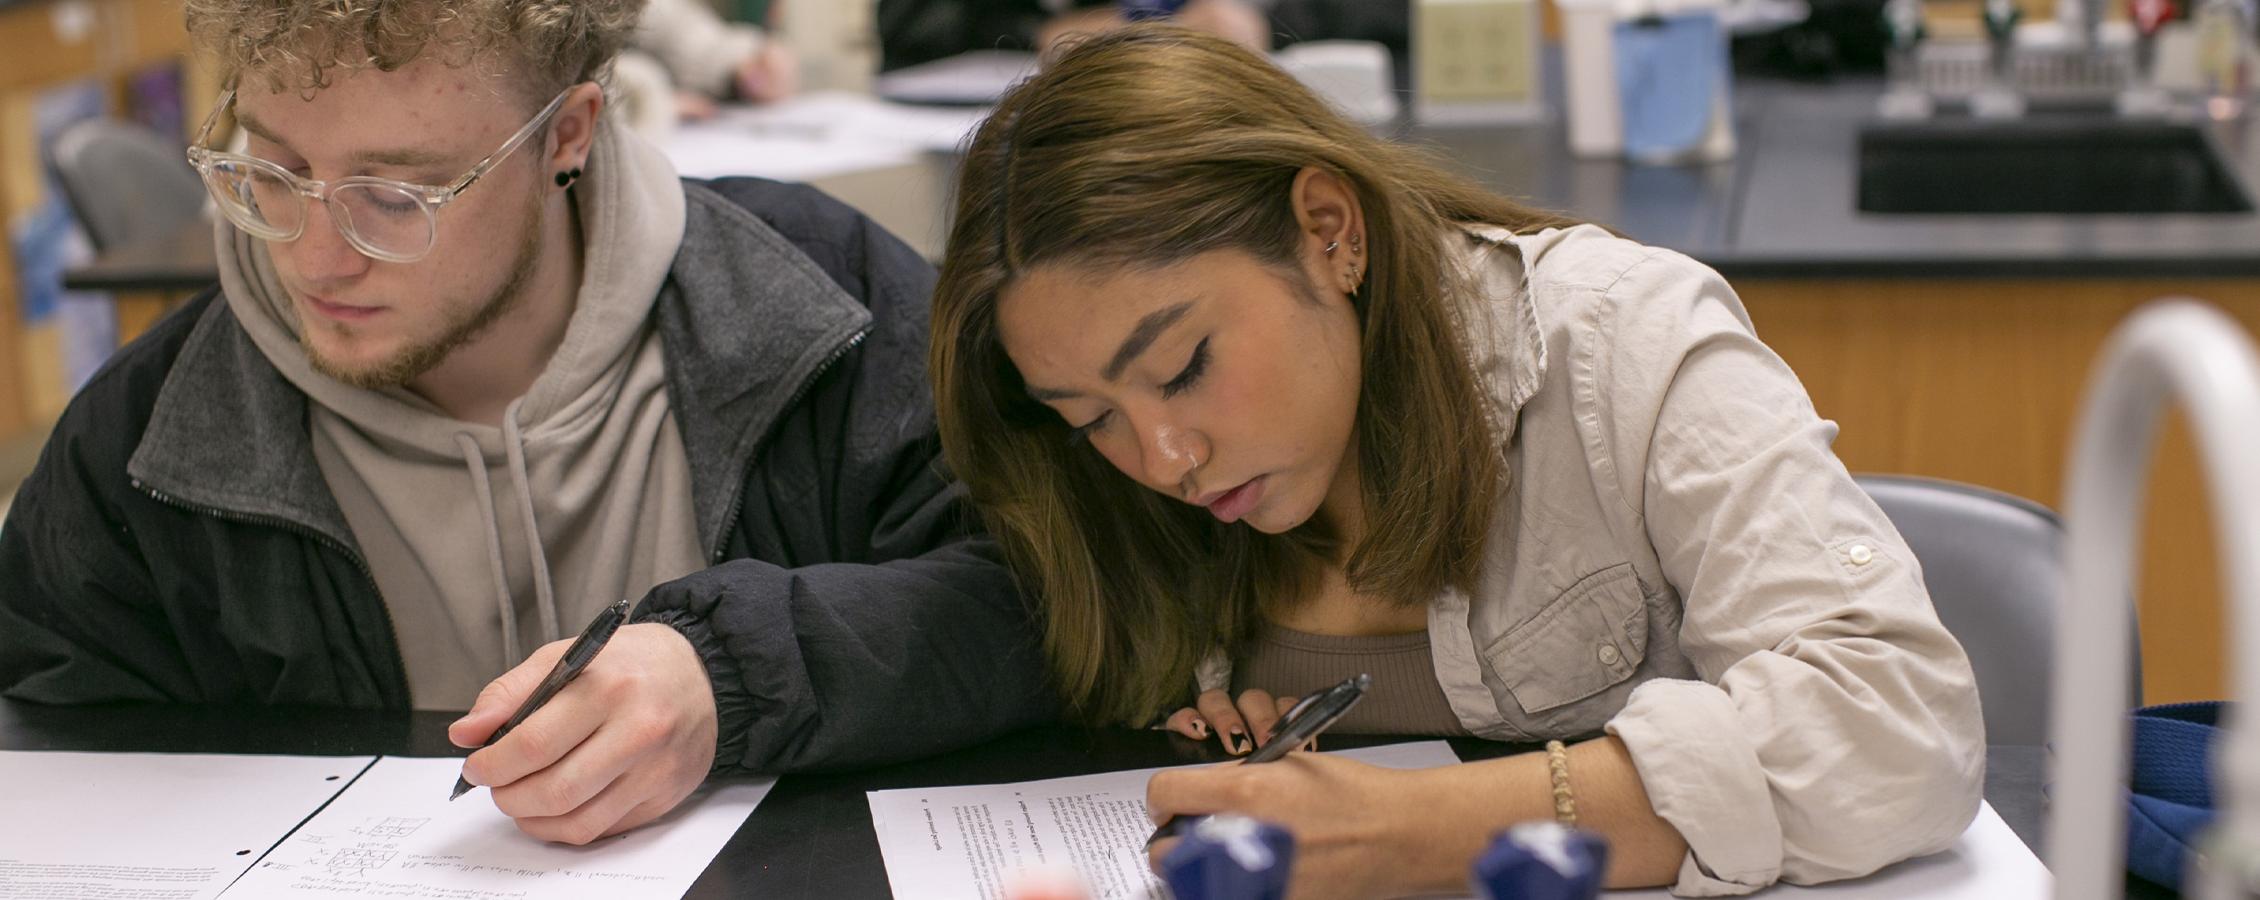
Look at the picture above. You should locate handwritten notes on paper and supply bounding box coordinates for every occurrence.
[225,756,773,899]
[0,752,769,900]
[0,752,376,900]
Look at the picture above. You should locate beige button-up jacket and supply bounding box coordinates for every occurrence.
[1199,223,1986,895]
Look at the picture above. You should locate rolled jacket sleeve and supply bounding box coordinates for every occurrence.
[1586,251,1985,894]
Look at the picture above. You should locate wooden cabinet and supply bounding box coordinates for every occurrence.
[1739,277,2260,705]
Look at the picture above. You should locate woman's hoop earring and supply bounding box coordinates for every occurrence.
[1324,240,1340,256]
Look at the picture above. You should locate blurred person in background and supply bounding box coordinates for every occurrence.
[612,0,800,135]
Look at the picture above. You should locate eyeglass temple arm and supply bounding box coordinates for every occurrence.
[190,89,237,151]
[446,87,577,195]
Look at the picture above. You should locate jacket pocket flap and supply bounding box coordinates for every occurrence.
[1483,563,1651,715]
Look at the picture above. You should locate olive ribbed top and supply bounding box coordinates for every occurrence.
[1231,622,1471,737]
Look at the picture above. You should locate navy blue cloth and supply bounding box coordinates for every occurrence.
[2126,701,2226,891]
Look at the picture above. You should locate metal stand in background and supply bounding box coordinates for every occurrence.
[2053,301,2260,898]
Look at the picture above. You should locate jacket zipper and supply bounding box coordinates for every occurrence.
[133,479,409,693]
[710,328,868,563]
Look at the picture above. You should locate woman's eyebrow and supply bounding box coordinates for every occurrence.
[1103,300,1195,381]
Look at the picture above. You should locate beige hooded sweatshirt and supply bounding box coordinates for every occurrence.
[216,120,706,710]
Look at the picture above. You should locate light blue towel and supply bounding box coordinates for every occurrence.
[1612,13,1727,160]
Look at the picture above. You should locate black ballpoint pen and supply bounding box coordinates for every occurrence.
[449,598,632,800]
[1146,672,1372,846]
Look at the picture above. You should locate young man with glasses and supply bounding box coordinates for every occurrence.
[0,0,1052,844]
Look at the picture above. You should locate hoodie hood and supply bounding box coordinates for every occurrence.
[216,118,706,709]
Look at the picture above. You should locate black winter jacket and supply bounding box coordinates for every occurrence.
[0,178,1056,773]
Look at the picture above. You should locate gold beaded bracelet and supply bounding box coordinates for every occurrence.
[1545,739,1578,827]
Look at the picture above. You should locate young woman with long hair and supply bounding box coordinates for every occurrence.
[930,25,1983,895]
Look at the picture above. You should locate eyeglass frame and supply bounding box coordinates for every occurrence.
[184,85,578,264]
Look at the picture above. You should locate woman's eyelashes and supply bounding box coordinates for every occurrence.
[1066,412,1110,446]
[1063,338,1210,446]
[1160,338,1211,399]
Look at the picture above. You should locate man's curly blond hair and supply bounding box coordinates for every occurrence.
[186,1,645,105]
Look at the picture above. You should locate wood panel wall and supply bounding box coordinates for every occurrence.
[0,0,198,446]
[1737,277,2260,705]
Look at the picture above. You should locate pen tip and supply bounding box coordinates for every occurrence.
[449,779,471,801]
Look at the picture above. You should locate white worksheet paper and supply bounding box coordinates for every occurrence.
[867,741,1461,900]
[0,751,375,900]
[663,91,992,182]
[868,742,2050,900]
[225,755,774,900]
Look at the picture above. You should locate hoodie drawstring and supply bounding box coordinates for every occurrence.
[454,398,563,667]
[455,432,523,666]
[500,400,562,646]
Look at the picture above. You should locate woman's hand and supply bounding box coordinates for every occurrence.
[1147,738,1690,894]
[1145,753,1423,899]
[1162,688,1305,755]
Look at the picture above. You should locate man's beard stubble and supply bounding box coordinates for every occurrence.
[305,191,547,391]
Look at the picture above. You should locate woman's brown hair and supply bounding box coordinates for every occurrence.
[931,24,1582,725]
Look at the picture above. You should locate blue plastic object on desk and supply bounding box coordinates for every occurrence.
[1159,815,1294,900]
[1472,822,1610,900]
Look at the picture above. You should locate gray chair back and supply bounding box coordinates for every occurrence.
[47,117,206,252]
[1855,474,2140,746]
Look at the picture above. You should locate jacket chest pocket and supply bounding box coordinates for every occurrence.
[1482,563,1650,717]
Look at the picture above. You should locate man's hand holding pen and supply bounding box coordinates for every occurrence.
[447,622,718,845]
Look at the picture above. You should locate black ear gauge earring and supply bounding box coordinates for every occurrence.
[554,167,583,188]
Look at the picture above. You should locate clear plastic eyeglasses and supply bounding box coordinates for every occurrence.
[184,86,574,264]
